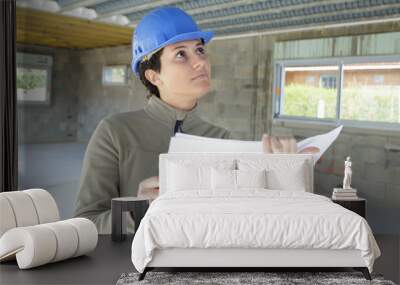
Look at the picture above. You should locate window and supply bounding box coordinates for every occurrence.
[16,53,52,105]
[276,65,338,120]
[320,75,337,89]
[273,57,400,127]
[102,65,128,86]
[341,63,399,124]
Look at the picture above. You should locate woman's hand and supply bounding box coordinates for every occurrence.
[137,176,159,201]
[261,134,319,154]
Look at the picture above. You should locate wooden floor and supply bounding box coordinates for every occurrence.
[373,234,400,284]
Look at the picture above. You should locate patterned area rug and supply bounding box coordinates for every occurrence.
[116,271,396,285]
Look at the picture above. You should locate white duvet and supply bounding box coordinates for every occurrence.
[131,190,380,273]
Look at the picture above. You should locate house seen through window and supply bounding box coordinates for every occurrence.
[274,58,400,126]
[320,75,337,89]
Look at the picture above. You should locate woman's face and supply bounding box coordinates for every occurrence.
[147,39,211,109]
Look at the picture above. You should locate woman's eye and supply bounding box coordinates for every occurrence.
[176,51,185,58]
[197,47,206,54]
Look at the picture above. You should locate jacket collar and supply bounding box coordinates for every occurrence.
[144,95,199,129]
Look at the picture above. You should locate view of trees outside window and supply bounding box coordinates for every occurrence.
[281,66,338,119]
[341,63,400,123]
[16,67,48,102]
[279,61,400,124]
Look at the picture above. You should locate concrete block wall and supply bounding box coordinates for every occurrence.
[75,45,147,142]
[17,45,80,143]
[272,123,400,234]
[200,36,270,140]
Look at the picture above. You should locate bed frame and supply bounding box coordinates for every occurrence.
[137,153,372,281]
[139,248,371,280]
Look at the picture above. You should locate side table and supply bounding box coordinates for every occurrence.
[111,197,150,242]
[332,197,366,218]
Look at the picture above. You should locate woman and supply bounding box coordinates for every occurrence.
[73,7,313,234]
[73,7,229,234]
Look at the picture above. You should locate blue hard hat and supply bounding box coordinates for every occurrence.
[131,7,214,77]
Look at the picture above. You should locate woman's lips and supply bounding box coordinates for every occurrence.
[192,74,208,80]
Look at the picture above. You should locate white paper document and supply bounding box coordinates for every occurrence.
[168,125,343,163]
[296,125,343,162]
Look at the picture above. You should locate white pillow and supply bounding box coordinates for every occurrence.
[211,168,267,190]
[165,159,236,192]
[266,162,307,191]
[211,168,236,190]
[236,169,267,189]
[167,162,211,191]
[238,158,309,191]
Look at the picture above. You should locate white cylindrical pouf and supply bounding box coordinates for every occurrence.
[0,226,57,269]
[65,218,98,257]
[24,189,59,224]
[0,196,17,237]
[0,218,97,269]
[0,192,39,227]
[42,221,79,262]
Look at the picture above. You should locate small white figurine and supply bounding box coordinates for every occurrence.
[343,156,352,189]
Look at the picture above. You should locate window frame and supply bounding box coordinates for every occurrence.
[272,55,400,131]
[102,65,128,86]
[16,52,53,106]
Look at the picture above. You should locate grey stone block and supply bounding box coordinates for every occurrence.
[233,64,255,79]
[270,126,293,136]
[353,178,386,204]
[384,184,400,209]
[352,135,387,147]
[332,142,350,158]
[351,146,386,165]
[363,163,390,183]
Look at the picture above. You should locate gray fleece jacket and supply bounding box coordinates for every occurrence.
[73,96,230,234]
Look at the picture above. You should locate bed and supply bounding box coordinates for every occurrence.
[131,153,381,281]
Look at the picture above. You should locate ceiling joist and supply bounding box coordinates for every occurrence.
[17,7,132,49]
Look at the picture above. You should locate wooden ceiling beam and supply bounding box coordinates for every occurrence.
[17,32,121,49]
[16,29,123,48]
[16,20,131,42]
[17,29,128,49]
[17,32,78,49]
[16,16,132,38]
[16,7,133,49]
[17,8,132,37]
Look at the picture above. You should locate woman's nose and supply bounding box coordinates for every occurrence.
[191,54,206,70]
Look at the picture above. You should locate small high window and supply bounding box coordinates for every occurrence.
[102,65,128,86]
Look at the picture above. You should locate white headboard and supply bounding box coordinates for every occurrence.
[159,153,314,194]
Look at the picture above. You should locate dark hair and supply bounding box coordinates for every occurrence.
[138,48,164,98]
